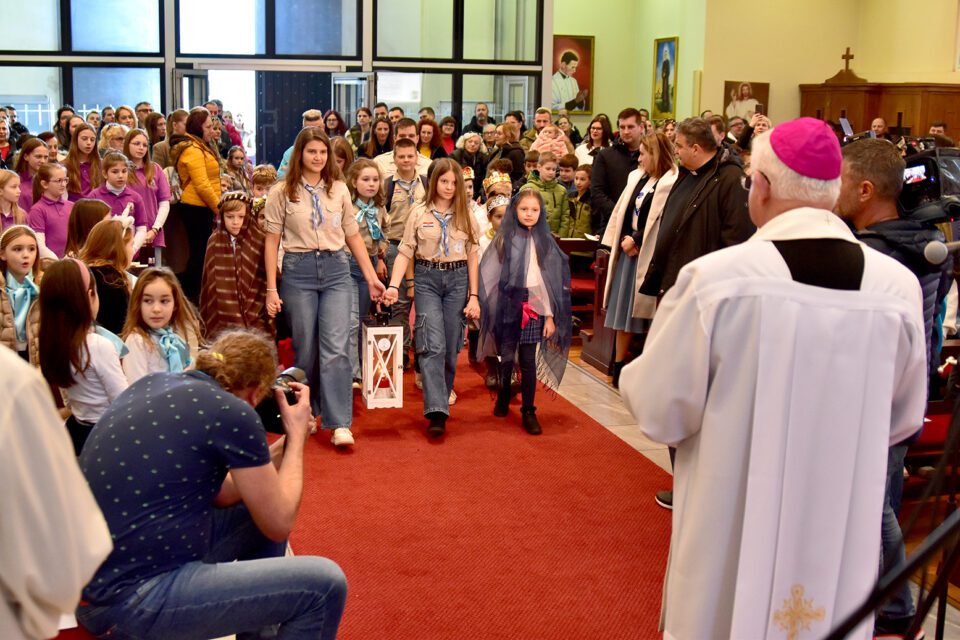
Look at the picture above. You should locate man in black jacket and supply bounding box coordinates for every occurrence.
[591,108,642,232]
[835,138,950,638]
[641,117,754,300]
[639,117,754,510]
[462,102,495,135]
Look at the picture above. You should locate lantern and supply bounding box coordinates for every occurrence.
[362,318,404,409]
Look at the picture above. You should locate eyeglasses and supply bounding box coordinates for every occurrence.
[740,170,770,191]
[49,178,69,184]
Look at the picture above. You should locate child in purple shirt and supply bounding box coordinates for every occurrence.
[27,164,73,258]
[124,130,171,264]
[66,124,102,202]
[90,152,147,254]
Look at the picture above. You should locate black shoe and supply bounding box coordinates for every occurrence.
[493,385,511,417]
[655,490,673,510]
[611,360,625,389]
[875,615,925,639]
[426,412,446,437]
[521,407,542,435]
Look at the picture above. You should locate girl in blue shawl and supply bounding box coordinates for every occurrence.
[478,190,572,435]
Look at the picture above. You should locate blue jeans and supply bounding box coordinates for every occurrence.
[880,443,915,620]
[414,263,468,416]
[348,253,376,380]
[385,243,412,353]
[281,250,353,428]
[77,505,347,640]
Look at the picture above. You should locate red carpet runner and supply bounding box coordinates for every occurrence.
[292,357,672,640]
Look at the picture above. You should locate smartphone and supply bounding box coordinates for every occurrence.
[755,104,764,116]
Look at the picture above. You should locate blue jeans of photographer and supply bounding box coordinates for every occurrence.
[348,253,377,381]
[77,504,347,640]
[280,250,353,429]
[414,263,467,417]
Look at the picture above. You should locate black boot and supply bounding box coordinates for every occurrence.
[521,407,542,435]
[611,360,625,389]
[493,383,511,417]
[426,411,446,437]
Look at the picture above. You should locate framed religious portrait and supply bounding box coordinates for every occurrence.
[552,35,594,114]
[723,81,770,121]
[652,37,679,120]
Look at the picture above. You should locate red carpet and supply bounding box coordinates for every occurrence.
[292,355,672,640]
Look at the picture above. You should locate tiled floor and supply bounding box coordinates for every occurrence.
[559,359,960,639]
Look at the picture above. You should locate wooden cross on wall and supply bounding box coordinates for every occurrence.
[842,47,854,71]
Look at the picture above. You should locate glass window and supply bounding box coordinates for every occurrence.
[277,0,357,56]
[0,67,62,133]
[377,72,453,119]
[72,68,161,117]
[463,0,538,61]
[376,0,453,59]
[4,2,59,51]
[72,0,160,52]
[180,0,265,55]
[462,74,537,128]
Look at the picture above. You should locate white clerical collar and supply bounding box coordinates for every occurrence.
[751,207,858,244]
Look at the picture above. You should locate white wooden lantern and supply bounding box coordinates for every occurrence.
[362,322,404,408]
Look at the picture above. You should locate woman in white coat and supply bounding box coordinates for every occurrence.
[601,132,678,387]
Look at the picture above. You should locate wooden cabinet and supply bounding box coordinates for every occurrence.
[800,82,960,135]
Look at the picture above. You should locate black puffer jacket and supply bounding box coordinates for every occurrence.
[857,219,951,378]
[640,147,754,297]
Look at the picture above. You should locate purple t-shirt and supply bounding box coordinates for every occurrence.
[17,173,34,213]
[128,163,171,247]
[28,195,73,257]
[89,185,147,229]
[68,161,94,202]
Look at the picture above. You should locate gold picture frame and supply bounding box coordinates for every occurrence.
[652,37,679,120]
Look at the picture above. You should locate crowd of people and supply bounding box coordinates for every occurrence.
[0,92,952,639]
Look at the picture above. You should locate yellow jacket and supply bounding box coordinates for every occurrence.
[171,134,221,211]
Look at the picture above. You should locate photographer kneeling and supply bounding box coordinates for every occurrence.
[77,329,347,640]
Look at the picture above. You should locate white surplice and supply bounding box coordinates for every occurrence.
[620,207,928,640]
[0,346,112,640]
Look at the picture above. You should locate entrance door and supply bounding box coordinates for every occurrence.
[331,72,375,124]
[172,69,209,111]
[256,71,333,168]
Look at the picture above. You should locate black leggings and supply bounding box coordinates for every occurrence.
[66,415,95,456]
[500,343,537,409]
[173,202,215,303]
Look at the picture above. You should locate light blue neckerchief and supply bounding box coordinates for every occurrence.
[355,198,383,241]
[150,327,190,372]
[396,178,418,205]
[5,271,38,344]
[94,325,130,358]
[431,209,452,257]
[302,181,324,229]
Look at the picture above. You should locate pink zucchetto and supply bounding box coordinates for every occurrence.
[769,117,842,181]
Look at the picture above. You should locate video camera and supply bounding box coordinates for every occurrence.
[899,147,960,224]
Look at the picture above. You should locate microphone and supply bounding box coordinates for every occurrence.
[923,240,960,265]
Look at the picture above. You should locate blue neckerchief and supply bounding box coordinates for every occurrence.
[302,181,324,229]
[396,178,418,205]
[150,327,190,372]
[94,325,130,358]
[432,209,452,257]
[355,198,383,241]
[5,271,38,344]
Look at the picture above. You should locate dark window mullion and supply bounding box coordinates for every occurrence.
[265,0,276,56]
[61,0,73,52]
[453,0,464,61]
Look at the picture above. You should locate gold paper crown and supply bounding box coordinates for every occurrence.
[461,166,476,182]
[482,171,511,193]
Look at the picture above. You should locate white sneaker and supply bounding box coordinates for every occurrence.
[415,372,423,389]
[449,389,457,405]
[331,427,354,446]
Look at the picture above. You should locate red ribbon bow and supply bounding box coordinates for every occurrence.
[521,302,539,329]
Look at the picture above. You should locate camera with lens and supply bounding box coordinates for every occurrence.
[272,367,307,406]
[899,147,960,224]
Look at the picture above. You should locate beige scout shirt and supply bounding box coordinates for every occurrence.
[351,201,388,257]
[375,150,432,178]
[264,179,359,252]
[398,202,480,263]
[385,176,427,241]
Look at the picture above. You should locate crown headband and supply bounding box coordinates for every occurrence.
[219,191,253,212]
[482,171,511,192]
[486,194,510,212]
[462,166,476,182]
